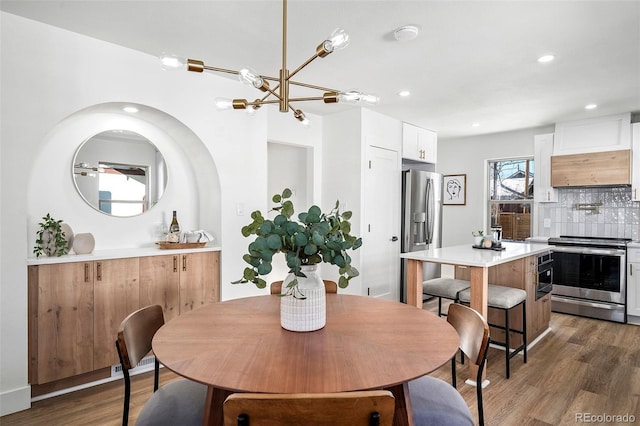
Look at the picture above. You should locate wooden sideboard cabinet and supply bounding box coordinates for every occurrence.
[28,262,95,384]
[28,250,220,385]
[139,251,220,321]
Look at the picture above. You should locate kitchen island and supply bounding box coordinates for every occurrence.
[401,241,553,382]
[401,241,551,315]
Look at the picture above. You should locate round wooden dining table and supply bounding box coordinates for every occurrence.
[152,294,459,426]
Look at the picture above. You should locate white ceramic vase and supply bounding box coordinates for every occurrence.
[73,232,95,254]
[40,223,73,256]
[280,264,326,332]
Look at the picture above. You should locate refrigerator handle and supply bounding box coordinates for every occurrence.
[426,178,434,245]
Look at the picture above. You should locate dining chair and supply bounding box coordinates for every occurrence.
[409,303,490,426]
[115,305,207,426]
[270,279,338,294]
[222,390,395,426]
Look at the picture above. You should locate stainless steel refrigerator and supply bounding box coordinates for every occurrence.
[400,170,443,302]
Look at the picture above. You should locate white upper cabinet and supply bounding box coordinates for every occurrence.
[402,123,437,163]
[534,133,558,202]
[632,122,640,202]
[553,112,631,155]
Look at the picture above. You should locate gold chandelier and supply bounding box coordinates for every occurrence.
[160,0,378,126]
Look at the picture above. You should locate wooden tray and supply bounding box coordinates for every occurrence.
[156,242,207,249]
[472,244,506,251]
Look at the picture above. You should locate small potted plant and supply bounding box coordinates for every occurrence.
[472,230,484,247]
[33,213,72,257]
[234,188,362,331]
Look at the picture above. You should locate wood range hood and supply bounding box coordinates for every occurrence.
[550,149,632,187]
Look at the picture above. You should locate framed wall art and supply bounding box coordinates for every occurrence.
[443,174,466,205]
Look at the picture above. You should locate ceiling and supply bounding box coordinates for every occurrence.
[2,0,639,139]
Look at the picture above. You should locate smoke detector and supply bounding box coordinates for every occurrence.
[393,25,420,42]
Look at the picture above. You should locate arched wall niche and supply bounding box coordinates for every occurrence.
[26,102,221,251]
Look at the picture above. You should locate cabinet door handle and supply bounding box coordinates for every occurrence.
[96,262,102,281]
[182,255,187,272]
[173,256,178,273]
[84,263,90,282]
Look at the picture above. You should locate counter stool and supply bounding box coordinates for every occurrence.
[423,278,471,317]
[458,285,527,379]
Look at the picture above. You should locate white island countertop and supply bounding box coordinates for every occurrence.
[400,241,552,268]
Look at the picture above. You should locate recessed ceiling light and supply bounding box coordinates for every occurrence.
[472,122,480,127]
[537,55,555,63]
[393,25,420,42]
[585,104,598,110]
[398,90,411,97]
[123,106,139,113]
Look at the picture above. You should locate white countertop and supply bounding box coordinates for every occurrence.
[400,242,552,268]
[26,245,222,265]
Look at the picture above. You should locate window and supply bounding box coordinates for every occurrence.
[488,158,534,241]
[98,162,149,216]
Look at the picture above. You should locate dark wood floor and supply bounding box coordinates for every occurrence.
[2,303,639,426]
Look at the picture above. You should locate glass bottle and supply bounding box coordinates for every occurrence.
[168,210,180,242]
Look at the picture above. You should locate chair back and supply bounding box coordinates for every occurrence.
[447,303,490,367]
[116,305,165,370]
[270,280,338,295]
[223,390,395,426]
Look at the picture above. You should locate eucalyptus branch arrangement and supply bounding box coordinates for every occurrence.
[233,188,362,293]
[33,213,70,257]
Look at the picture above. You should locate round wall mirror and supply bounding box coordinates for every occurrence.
[72,129,168,217]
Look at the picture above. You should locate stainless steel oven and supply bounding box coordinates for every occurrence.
[536,251,553,300]
[548,236,629,323]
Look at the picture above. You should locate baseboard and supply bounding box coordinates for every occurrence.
[0,385,31,417]
[31,356,157,403]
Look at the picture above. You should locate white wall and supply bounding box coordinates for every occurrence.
[0,12,322,415]
[437,125,554,247]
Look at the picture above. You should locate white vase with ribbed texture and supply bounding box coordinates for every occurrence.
[280,265,326,332]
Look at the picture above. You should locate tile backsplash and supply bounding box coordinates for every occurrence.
[537,186,640,241]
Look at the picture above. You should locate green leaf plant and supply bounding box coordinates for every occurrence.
[233,188,362,296]
[33,213,69,257]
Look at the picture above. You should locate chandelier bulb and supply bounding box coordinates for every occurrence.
[214,97,234,110]
[338,90,361,104]
[294,109,310,127]
[361,93,380,105]
[238,68,266,90]
[323,28,350,54]
[159,53,187,70]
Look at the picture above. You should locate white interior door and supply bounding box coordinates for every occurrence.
[364,146,400,300]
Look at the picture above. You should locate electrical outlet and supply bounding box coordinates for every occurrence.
[543,218,551,228]
[236,203,245,216]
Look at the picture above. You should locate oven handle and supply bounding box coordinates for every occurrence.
[550,245,626,256]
